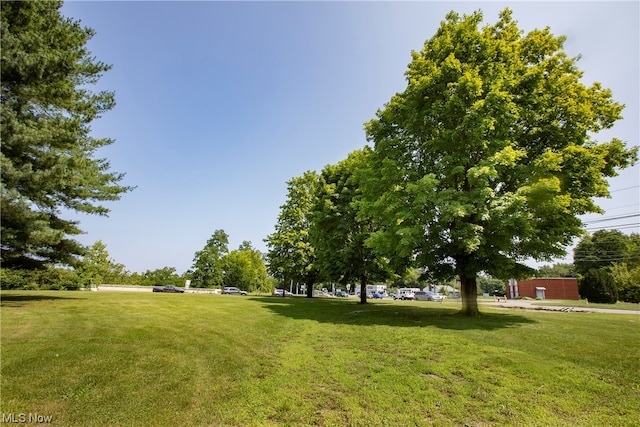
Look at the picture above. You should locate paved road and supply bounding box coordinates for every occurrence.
[484,299,640,315]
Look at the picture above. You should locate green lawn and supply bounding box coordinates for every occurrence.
[2,291,638,426]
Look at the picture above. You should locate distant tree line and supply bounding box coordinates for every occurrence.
[1,234,272,293]
[4,227,637,305]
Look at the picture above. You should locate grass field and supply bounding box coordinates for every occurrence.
[2,291,639,426]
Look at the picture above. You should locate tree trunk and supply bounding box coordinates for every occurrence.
[359,278,367,304]
[460,274,480,316]
[306,280,314,298]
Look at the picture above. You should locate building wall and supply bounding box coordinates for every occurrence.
[507,278,579,300]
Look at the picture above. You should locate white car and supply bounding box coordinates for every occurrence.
[222,287,247,295]
[272,289,294,297]
[415,291,444,302]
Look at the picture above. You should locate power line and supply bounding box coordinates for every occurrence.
[573,248,640,255]
[585,223,640,231]
[609,185,640,193]
[583,213,639,224]
[573,250,640,256]
[600,204,640,212]
[573,255,640,262]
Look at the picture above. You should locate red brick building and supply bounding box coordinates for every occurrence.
[506,278,579,300]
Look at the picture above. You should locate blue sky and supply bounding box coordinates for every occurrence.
[60,1,639,274]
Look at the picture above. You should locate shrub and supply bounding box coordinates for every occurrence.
[610,263,640,303]
[618,272,640,304]
[579,268,618,304]
[1,268,37,289]
[0,267,81,290]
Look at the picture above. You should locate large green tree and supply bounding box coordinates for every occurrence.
[609,261,640,304]
[1,1,132,269]
[361,9,637,315]
[190,229,229,288]
[222,241,269,293]
[75,240,127,286]
[311,149,391,304]
[265,171,320,297]
[477,274,506,296]
[573,230,638,276]
[574,231,640,303]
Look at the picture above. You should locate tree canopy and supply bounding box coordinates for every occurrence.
[535,263,575,278]
[190,229,229,288]
[574,230,640,303]
[265,171,320,297]
[311,148,391,304]
[1,1,133,269]
[138,267,183,287]
[574,230,639,276]
[75,240,126,286]
[361,9,637,315]
[222,241,270,293]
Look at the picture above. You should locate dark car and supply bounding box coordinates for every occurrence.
[222,287,248,295]
[335,290,349,297]
[152,285,184,293]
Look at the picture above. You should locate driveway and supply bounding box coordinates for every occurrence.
[485,299,640,315]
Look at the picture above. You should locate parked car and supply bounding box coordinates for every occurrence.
[398,290,415,300]
[272,289,294,297]
[336,290,349,297]
[152,285,184,293]
[373,292,383,299]
[222,287,247,295]
[415,291,444,302]
[389,292,397,299]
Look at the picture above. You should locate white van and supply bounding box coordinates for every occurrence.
[396,288,418,300]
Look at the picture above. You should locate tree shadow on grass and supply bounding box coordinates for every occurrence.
[0,293,85,307]
[249,296,536,331]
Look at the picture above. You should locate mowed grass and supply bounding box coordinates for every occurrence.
[1,291,639,426]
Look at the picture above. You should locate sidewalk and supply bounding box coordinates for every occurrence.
[484,299,640,314]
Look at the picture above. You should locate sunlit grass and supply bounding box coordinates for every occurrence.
[2,291,638,426]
